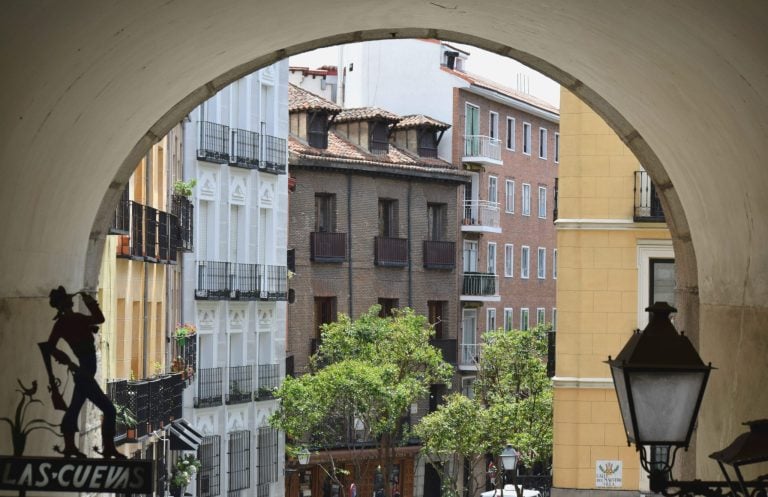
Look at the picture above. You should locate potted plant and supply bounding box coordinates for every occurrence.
[173,179,197,197]
[115,403,137,441]
[174,322,197,347]
[170,454,202,497]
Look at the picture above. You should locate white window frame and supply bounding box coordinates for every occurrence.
[488,175,498,204]
[503,308,514,331]
[461,377,476,399]
[520,308,530,331]
[538,186,547,219]
[553,248,558,279]
[487,242,497,275]
[521,245,530,279]
[554,132,560,164]
[637,240,675,328]
[537,307,546,325]
[505,179,515,213]
[537,247,546,279]
[489,111,499,140]
[506,116,516,151]
[486,307,497,332]
[522,183,531,216]
[539,127,548,159]
[504,243,514,278]
[523,122,532,155]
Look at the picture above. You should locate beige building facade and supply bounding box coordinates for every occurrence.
[551,90,673,496]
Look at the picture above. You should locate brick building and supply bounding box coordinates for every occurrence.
[285,83,470,497]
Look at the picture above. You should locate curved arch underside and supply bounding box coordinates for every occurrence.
[0,0,766,479]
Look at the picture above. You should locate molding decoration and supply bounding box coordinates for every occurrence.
[228,307,247,331]
[230,175,247,205]
[227,408,246,432]
[257,305,274,330]
[198,169,217,201]
[195,414,215,437]
[197,306,216,332]
[552,376,614,389]
[259,180,274,208]
[555,218,668,231]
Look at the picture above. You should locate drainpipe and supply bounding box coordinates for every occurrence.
[143,151,151,378]
[407,180,412,308]
[347,173,353,317]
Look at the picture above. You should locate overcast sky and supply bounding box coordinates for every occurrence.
[289,41,561,108]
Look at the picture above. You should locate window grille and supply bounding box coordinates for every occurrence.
[257,427,279,484]
[228,430,251,493]
[198,435,221,497]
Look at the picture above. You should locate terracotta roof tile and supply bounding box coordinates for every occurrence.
[395,114,451,130]
[335,107,401,124]
[288,83,341,113]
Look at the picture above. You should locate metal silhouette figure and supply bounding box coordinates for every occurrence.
[39,286,125,459]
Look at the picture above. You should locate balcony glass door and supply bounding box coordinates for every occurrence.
[465,103,480,156]
[461,309,477,365]
[463,240,478,272]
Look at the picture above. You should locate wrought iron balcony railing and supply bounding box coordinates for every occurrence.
[261,134,287,174]
[110,186,131,235]
[116,200,182,264]
[634,170,665,221]
[231,128,260,168]
[310,232,347,262]
[374,236,408,267]
[256,363,280,400]
[423,240,455,269]
[462,200,500,231]
[553,177,559,222]
[430,338,457,365]
[226,365,253,405]
[195,261,288,301]
[194,367,223,408]
[462,135,502,165]
[144,205,158,261]
[198,121,230,163]
[461,272,499,298]
[171,194,194,252]
[171,335,197,379]
[107,373,184,442]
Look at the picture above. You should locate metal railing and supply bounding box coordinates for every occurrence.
[108,373,185,442]
[171,335,197,379]
[117,201,145,258]
[110,186,131,235]
[195,261,288,301]
[171,194,194,252]
[430,338,457,365]
[370,138,389,155]
[226,365,253,404]
[462,200,500,229]
[310,232,347,262]
[547,331,556,378]
[460,343,482,366]
[463,135,502,163]
[261,134,287,174]
[198,121,230,163]
[418,145,438,158]
[116,200,180,263]
[256,363,280,400]
[194,367,223,408]
[144,206,158,261]
[553,177,559,222]
[423,240,455,269]
[231,128,260,168]
[374,236,408,266]
[634,170,665,221]
[462,272,498,297]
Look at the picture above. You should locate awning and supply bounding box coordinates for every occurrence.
[169,419,204,451]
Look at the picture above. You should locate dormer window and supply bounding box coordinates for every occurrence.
[369,121,389,155]
[308,111,329,148]
[418,131,438,158]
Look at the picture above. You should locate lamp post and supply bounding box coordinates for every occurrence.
[500,444,520,497]
[607,302,768,497]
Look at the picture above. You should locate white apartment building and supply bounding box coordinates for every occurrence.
[181,60,290,497]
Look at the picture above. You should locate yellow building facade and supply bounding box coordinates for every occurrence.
[552,90,672,496]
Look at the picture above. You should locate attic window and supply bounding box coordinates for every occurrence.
[369,121,389,155]
[307,111,329,148]
[418,130,438,158]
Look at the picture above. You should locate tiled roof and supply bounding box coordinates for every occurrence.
[395,114,451,131]
[442,67,559,114]
[288,83,341,113]
[335,107,401,124]
[288,132,468,181]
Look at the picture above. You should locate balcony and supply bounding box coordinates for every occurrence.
[374,236,408,267]
[195,261,288,301]
[310,232,347,262]
[116,200,182,263]
[256,363,280,400]
[230,128,287,174]
[226,365,253,405]
[171,194,194,252]
[461,272,500,301]
[423,240,455,269]
[144,205,158,261]
[634,170,665,222]
[547,331,556,378]
[430,338,457,365]
[194,367,223,408]
[109,186,130,235]
[462,135,502,166]
[553,177,559,222]
[198,121,230,163]
[171,335,197,379]
[107,373,184,442]
[459,343,482,368]
[462,200,501,233]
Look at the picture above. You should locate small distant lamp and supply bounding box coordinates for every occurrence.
[500,444,519,472]
[297,448,311,465]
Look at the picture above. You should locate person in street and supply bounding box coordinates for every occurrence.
[39,286,125,459]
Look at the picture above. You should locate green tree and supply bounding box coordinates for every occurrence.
[271,306,452,497]
[415,325,553,497]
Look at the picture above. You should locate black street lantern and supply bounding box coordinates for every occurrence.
[606,302,713,451]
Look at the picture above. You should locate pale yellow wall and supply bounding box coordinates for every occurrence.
[553,90,671,491]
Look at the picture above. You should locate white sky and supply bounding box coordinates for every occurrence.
[289,41,561,108]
